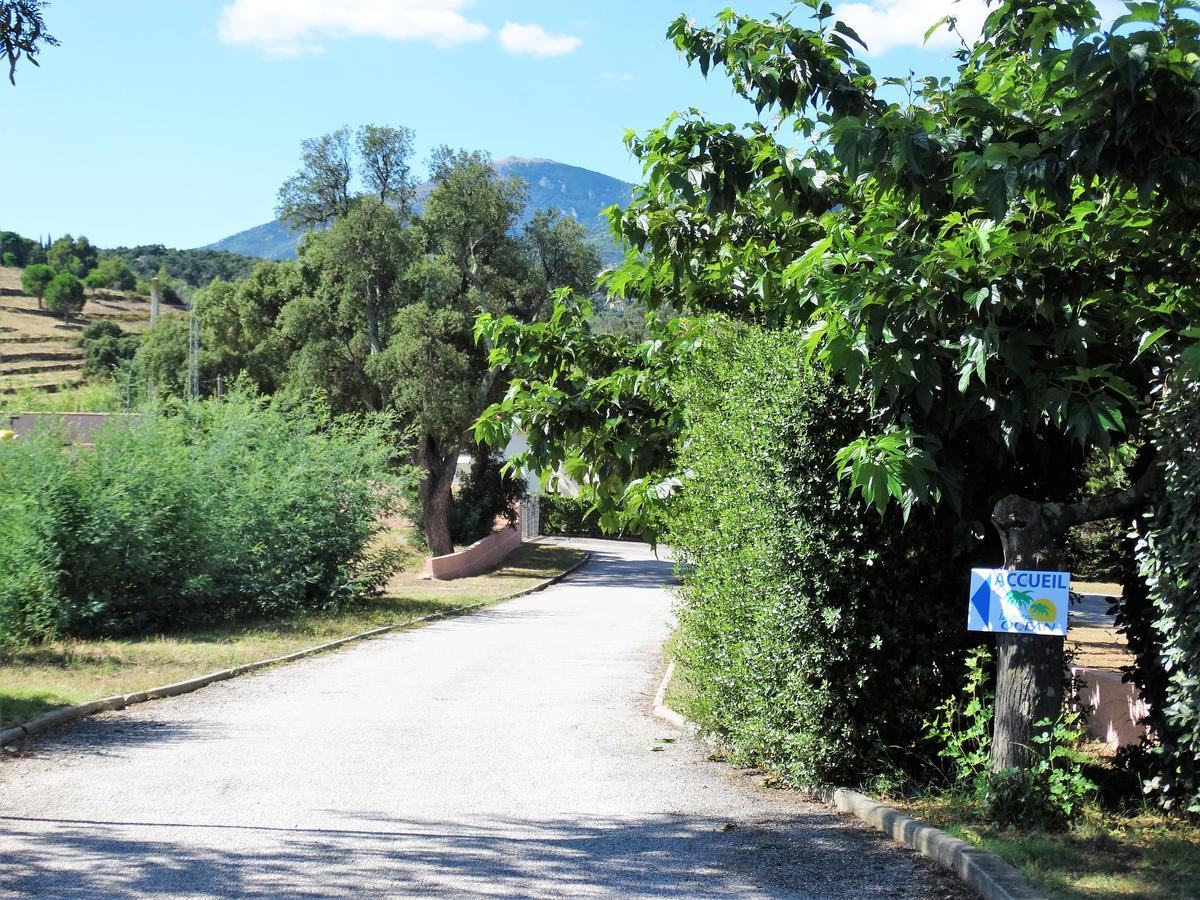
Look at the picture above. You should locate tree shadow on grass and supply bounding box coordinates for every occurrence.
[0,691,75,731]
[0,811,960,898]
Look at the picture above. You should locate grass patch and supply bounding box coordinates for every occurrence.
[0,541,585,729]
[893,791,1199,899]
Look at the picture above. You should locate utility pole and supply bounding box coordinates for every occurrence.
[150,275,160,324]
[187,302,200,400]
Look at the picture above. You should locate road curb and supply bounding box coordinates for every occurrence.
[1,549,592,751]
[649,662,1043,900]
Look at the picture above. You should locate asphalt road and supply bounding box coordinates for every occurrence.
[0,538,965,899]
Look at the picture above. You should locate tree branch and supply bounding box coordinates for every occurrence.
[1045,455,1161,532]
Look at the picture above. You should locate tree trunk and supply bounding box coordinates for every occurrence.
[989,495,1065,772]
[418,435,459,557]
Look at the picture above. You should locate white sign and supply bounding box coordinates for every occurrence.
[968,569,1070,636]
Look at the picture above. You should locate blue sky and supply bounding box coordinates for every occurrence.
[2,1,991,249]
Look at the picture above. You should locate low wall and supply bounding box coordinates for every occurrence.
[425,526,522,580]
[7,412,143,445]
[1071,665,1149,750]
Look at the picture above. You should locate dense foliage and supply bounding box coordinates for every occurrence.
[42,271,84,321]
[102,245,257,289]
[77,320,139,379]
[1132,384,1200,813]
[0,230,44,266]
[139,132,601,555]
[0,394,400,645]
[669,324,971,786]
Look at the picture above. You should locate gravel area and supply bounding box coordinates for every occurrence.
[0,538,967,899]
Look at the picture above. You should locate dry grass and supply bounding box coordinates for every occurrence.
[1069,624,1134,671]
[0,542,585,729]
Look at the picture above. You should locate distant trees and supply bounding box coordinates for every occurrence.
[83,256,137,291]
[104,245,257,289]
[43,271,84,322]
[0,0,57,85]
[46,234,98,278]
[0,230,43,266]
[19,262,52,309]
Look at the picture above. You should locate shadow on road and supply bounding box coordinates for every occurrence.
[0,811,947,898]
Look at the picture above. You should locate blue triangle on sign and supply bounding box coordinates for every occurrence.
[970,576,992,625]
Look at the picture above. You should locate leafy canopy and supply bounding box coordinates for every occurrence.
[484,0,1200,528]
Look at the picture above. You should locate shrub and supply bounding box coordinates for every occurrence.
[78,320,140,378]
[668,324,971,787]
[449,445,526,546]
[925,647,1096,830]
[1128,382,1200,814]
[83,257,137,292]
[0,393,401,642]
[1,251,15,267]
[541,493,609,538]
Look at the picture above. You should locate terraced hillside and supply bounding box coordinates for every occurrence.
[0,267,169,395]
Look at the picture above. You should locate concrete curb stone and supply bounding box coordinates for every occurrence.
[1,549,592,751]
[650,662,1043,900]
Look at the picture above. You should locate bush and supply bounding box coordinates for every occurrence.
[1128,381,1200,814]
[668,324,971,787]
[449,445,526,546]
[78,320,140,378]
[925,647,1096,830]
[1,251,15,267]
[83,257,137,292]
[541,493,609,538]
[0,393,401,643]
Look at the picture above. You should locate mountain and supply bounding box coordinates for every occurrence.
[203,158,635,267]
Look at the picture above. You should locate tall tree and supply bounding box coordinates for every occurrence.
[277,127,355,229]
[1,0,56,85]
[480,0,1200,774]
[357,124,417,213]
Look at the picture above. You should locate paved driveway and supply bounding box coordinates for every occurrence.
[0,539,963,898]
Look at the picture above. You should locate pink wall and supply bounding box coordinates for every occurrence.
[425,526,523,580]
[1071,665,1149,750]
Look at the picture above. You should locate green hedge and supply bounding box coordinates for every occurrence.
[1133,383,1200,813]
[0,395,399,644]
[668,324,970,787]
[540,493,610,538]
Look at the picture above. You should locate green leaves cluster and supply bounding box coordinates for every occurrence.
[926,647,1097,830]
[0,392,401,645]
[668,323,971,786]
[604,0,1200,520]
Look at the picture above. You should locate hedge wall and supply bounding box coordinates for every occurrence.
[1133,383,1200,813]
[668,324,971,787]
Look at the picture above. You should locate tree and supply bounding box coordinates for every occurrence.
[20,261,52,309]
[1,0,56,85]
[43,272,84,322]
[83,256,137,292]
[357,124,417,213]
[480,0,1200,776]
[46,234,98,278]
[277,127,355,229]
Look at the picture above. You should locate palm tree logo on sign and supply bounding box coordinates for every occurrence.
[968,569,1069,636]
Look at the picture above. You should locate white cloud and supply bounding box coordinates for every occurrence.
[218,0,489,57]
[600,71,634,82]
[831,0,989,54]
[497,22,582,57]
[833,0,1124,55]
